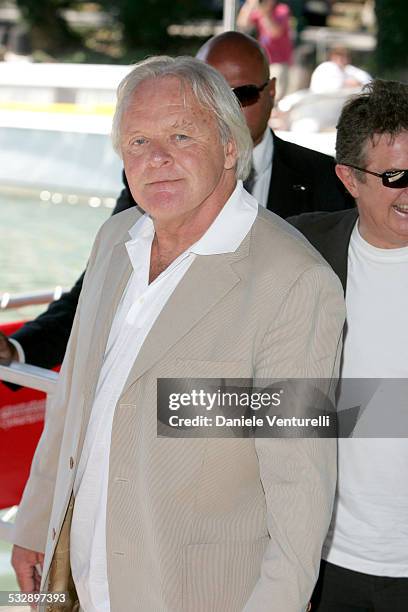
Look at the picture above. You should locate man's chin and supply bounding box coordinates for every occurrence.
[141,197,185,223]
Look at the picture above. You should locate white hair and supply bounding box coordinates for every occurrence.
[111,55,252,180]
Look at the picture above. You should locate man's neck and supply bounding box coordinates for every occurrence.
[149,178,237,282]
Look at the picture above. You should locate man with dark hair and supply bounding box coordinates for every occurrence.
[0,31,352,371]
[289,79,408,611]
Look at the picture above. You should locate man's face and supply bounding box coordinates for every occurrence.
[337,132,408,248]
[203,53,275,146]
[120,77,237,225]
[331,51,349,68]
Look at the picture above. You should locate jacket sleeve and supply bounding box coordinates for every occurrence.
[244,264,344,612]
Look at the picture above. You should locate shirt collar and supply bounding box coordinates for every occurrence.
[191,181,258,255]
[351,221,408,260]
[126,181,258,261]
[252,128,273,177]
[126,214,155,273]
[128,213,153,241]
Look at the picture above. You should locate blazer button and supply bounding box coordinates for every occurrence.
[293,184,308,192]
[52,528,56,540]
[69,456,74,469]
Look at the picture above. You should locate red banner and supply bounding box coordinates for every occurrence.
[0,322,46,509]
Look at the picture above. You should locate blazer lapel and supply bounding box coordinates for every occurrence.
[120,234,250,396]
[296,209,358,292]
[82,239,132,407]
[316,210,358,292]
[267,132,311,218]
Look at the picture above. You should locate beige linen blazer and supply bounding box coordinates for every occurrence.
[14,204,344,612]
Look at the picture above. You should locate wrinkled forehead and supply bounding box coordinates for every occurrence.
[127,75,204,114]
[121,74,221,136]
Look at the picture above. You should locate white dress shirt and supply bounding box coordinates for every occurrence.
[251,128,273,209]
[70,182,258,611]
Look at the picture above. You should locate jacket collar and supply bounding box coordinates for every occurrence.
[314,209,358,292]
[291,208,358,292]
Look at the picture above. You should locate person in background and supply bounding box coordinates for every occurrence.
[197,32,352,216]
[11,55,344,612]
[310,46,371,95]
[0,31,353,372]
[237,0,293,98]
[289,79,408,612]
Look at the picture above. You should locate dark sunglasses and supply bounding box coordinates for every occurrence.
[343,164,408,189]
[232,81,269,107]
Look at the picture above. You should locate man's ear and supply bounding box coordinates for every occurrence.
[224,139,238,170]
[335,164,360,198]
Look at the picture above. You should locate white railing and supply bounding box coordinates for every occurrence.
[0,287,66,310]
[0,362,58,394]
[0,362,58,542]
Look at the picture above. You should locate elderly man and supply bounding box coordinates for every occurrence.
[289,79,408,611]
[0,32,352,373]
[11,56,344,612]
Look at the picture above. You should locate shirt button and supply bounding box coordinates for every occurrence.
[52,528,56,540]
[69,457,74,469]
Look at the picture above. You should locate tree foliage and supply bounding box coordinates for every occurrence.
[375,0,408,77]
[15,0,81,54]
[101,0,210,52]
[14,0,211,57]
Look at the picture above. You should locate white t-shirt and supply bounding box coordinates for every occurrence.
[323,223,408,576]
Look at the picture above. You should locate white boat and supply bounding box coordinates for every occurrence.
[0,62,133,199]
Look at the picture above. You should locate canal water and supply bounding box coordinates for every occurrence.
[0,192,112,323]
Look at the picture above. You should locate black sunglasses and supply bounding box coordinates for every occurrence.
[343,164,408,189]
[232,81,269,107]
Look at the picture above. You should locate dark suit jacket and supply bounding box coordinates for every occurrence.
[11,134,354,368]
[288,208,359,292]
[267,133,354,217]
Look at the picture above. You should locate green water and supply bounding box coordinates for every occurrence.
[0,193,111,323]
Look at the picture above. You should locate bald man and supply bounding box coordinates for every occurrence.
[197,31,353,216]
[1,32,352,371]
